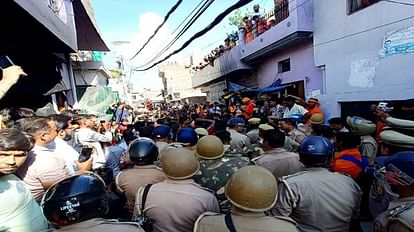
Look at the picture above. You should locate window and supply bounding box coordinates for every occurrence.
[348,0,379,14]
[278,59,291,73]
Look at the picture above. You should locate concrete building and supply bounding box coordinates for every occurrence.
[159,63,206,104]
[191,0,321,103]
[314,0,414,119]
[0,0,109,114]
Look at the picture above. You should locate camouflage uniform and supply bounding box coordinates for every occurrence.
[193,156,250,213]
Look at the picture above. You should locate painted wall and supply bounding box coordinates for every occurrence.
[314,0,414,118]
[256,41,323,97]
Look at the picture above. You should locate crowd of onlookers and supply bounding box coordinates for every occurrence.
[193,4,281,72]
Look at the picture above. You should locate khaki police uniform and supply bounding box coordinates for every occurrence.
[360,135,378,159]
[156,141,170,159]
[252,148,304,180]
[269,168,362,232]
[135,179,220,232]
[53,218,145,232]
[287,129,306,148]
[246,128,260,144]
[115,165,165,213]
[228,129,251,151]
[373,197,414,232]
[194,208,298,232]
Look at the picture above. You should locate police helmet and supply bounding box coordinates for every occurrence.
[298,136,335,167]
[41,172,107,225]
[310,113,324,125]
[228,117,245,127]
[161,148,200,180]
[225,166,277,212]
[128,138,159,165]
[384,151,414,186]
[290,114,305,124]
[196,135,225,160]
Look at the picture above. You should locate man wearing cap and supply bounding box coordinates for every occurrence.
[135,148,220,232]
[152,125,173,159]
[195,127,209,139]
[282,96,308,119]
[347,116,378,160]
[253,130,304,180]
[193,135,250,213]
[247,118,261,144]
[227,118,251,153]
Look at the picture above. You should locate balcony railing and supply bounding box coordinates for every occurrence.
[274,0,289,24]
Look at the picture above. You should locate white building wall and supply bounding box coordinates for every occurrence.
[314,0,414,118]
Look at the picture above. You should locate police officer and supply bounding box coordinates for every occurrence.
[246,117,261,144]
[193,135,250,213]
[194,166,298,232]
[134,148,219,232]
[227,117,251,152]
[169,127,198,151]
[115,138,165,215]
[372,151,414,232]
[41,172,145,231]
[347,116,378,160]
[151,125,173,159]
[252,129,304,180]
[269,136,362,232]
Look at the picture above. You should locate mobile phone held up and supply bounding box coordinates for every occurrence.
[0,55,14,70]
[78,147,93,162]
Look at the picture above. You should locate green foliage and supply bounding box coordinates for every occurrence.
[228,8,250,27]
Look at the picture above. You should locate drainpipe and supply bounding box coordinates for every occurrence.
[320,65,326,94]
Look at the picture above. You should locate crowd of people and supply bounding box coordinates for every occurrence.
[0,64,413,232]
[193,4,278,72]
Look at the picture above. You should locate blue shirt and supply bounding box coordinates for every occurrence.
[105,145,126,177]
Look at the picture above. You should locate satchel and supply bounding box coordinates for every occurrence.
[132,184,153,232]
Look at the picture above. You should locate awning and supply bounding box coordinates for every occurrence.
[228,79,286,94]
[0,1,77,53]
[73,0,110,51]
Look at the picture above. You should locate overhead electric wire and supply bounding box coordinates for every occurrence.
[135,0,254,72]
[139,0,215,68]
[129,0,183,60]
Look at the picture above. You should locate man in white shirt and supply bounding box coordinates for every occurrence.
[282,96,308,118]
[73,115,111,169]
[48,114,92,173]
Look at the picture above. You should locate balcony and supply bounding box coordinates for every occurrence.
[240,0,314,63]
[191,45,251,88]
